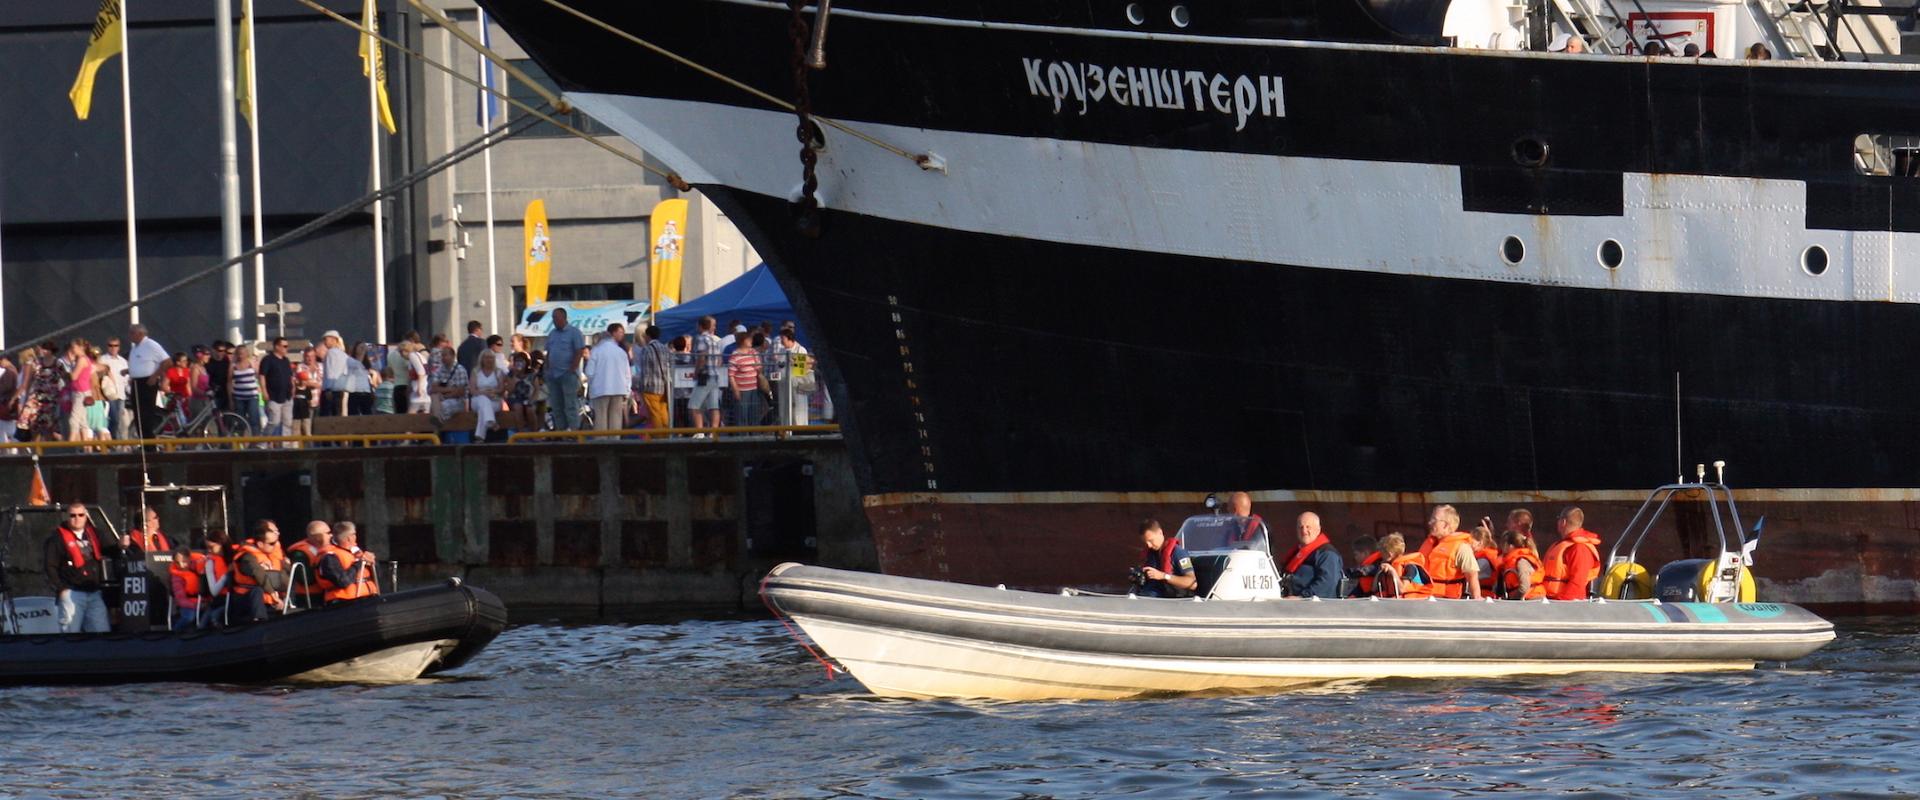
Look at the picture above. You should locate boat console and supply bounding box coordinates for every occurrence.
[1173,514,1283,601]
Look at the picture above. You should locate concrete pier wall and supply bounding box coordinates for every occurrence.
[0,440,873,616]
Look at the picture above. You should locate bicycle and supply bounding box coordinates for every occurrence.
[151,396,252,448]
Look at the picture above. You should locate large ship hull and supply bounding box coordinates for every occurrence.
[481,0,1920,606]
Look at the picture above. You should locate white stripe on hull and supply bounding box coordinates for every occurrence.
[795,616,1754,701]
[570,93,1920,304]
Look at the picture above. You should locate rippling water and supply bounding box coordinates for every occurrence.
[2,617,1916,798]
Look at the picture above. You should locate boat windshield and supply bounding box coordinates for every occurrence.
[1176,514,1271,555]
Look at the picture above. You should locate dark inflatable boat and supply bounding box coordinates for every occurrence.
[0,579,506,686]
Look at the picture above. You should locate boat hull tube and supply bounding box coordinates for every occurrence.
[762,564,1835,701]
[0,580,507,686]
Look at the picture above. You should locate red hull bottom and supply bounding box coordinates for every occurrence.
[864,489,1920,610]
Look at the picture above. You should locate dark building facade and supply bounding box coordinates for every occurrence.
[0,0,428,350]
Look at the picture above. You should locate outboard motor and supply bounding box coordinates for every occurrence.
[1654,559,1714,602]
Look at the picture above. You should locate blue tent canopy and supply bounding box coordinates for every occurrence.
[652,263,799,342]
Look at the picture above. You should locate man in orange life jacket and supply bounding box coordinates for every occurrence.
[1541,506,1604,600]
[1421,504,1482,599]
[318,522,380,604]
[1134,518,1196,598]
[1280,512,1344,598]
[43,503,117,633]
[230,520,291,623]
[285,520,336,610]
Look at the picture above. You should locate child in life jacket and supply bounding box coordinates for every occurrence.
[1374,533,1433,598]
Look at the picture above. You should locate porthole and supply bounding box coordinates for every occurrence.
[1170,5,1191,28]
[1501,236,1525,265]
[1597,239,1623,270]
[1511,137,1550,169]
[1802,245,1829,276]
[1125,3,1146,25]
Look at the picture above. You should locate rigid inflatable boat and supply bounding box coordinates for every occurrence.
[0,579,507,686]
[764,468,1836,700]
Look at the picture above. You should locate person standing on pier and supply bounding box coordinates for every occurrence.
[125,326,168,440]
[586,323,631,431]
[97,338,128,441]
[260,338,295,439]
[634,325,672,434]
[456,320,487,375]
[543,309,587,431]
[44,503,116,633]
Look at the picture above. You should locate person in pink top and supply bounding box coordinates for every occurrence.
[64,339,97,444]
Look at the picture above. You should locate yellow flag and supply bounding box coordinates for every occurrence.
[649,199,689,315]
[69,0,125,121]
[358,0,397,134]
[238,0,254,128]
[524,199,552,305]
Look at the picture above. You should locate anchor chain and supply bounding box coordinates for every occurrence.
[786,0,823,238]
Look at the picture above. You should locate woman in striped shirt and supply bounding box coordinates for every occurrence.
[229,347,261,436]
[728,332,770,427]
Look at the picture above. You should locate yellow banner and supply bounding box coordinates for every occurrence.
[69,0,124,121]
[358,0,397,134]
[524,199,552,305]
[238,0,255,128]
[648,198,689,315]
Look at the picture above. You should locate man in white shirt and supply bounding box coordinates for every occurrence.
[97,338,131,440]
[124,324,169,439]
[585,323,631,431]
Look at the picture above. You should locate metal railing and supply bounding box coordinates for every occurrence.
[508,424,841,444]
[0,433,440,454]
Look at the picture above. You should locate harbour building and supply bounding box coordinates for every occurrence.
[0,0,756,350]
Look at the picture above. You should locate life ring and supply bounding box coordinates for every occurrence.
[1695,563,1758,603]
[1600,562,1654,599]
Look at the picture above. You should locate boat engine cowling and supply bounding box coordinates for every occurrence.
[1654,559,1758,603]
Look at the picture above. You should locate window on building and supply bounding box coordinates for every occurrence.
[507,60,615,138]
[512,282,637,323]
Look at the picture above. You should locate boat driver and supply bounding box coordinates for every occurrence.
[1134,518,1196,598]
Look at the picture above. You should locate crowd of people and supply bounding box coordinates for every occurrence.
[42,501,379,633]
[1548,32,1777,60]
[1134,494,1605,602]
[0,312,829,446]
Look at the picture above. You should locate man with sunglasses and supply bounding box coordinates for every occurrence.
[43,503,119,633]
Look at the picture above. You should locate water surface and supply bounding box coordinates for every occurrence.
[0,617,1913,798]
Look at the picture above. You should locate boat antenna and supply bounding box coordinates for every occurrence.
[1674,371,1683,484]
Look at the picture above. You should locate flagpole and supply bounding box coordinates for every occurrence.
[120,0,140,327]
[245,0,266,342]
[216,0,245,345]
[479,10,500,337]
[367,12,387,344]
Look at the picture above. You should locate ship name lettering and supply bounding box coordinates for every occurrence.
[1021,58,1284,130]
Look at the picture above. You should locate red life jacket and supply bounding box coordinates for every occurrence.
[1142,541,1176,575]
[130,528,172,553]
[1355,551,1383,595]
[1282,533,1330,575]
[323,549,378,602]
[57,525,103,569]
[1235,514,1266,542]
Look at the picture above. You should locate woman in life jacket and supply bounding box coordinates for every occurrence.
[1472,522,1502,598]
[1498,529,1546,600]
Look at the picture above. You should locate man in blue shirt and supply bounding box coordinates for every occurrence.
[1136,518,1196,598]
[543,308,588,431]
[1280,512,1345,598]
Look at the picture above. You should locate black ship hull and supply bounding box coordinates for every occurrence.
[480,0,1920,604]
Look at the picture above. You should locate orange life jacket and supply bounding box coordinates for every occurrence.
[231,542,288,606]
[323,548,379,603]
[1354,551,1383,596]
[1541,529,1603,600]
[1500,548,1546,600]
[169,558,205,609]
[1387,553,1432,599]
[1476,546,1502,596]
[1424,531,1478,599]
[287,540,338,596]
